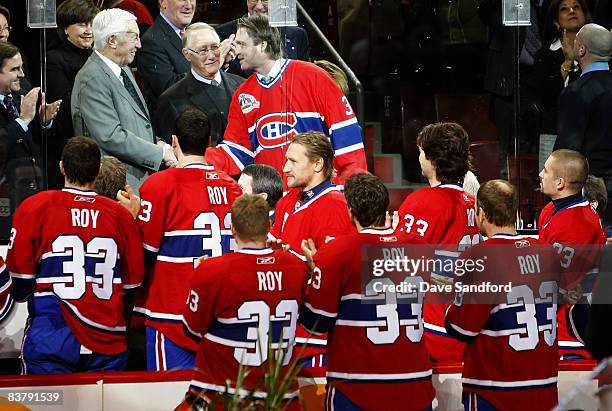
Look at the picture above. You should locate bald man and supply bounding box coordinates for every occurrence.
[539,149,606,360]
[555,24,612,227]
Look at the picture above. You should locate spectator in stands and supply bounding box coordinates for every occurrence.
[554,23,612,227]
[46,0,99,189]
[583,174,608,220]
[136,0,195,110]
[154,23,244,144]
[479,0,545,177]
[0,5,31,91]
[72,8,177,194]
[238,163,283,222]
[216,0,310,78]
[0,42,61,240]
[535,0,591,136]
[314,59,349,94]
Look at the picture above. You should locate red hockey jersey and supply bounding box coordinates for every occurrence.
[270,180,356,253]
[446,234,560,411]
[206,59,367,185]
[7,188,144,355]
[0,257,12,322]
[395,183,479,362]
[182,248,308,402]
[136,164,242,351]
[538,196,606,359]
[300,227,435,411]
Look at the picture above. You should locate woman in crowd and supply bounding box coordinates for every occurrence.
[534,0,591,135]
[46,0,99,188]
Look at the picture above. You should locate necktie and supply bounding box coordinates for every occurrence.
[120,70,147,115]
[179,27,185,38]
[4,94,19,120]
[210,79,219,87]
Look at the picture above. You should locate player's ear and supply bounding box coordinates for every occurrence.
[182,47,191,61]
[171,135,179,150]
[59,161,65,177]
[256,192,268,202]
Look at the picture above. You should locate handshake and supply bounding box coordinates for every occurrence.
[158,140,178,168]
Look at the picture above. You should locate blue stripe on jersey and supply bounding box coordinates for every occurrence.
[329,122,363,150]
[221,142,255,168]
[337,298,421,322]
[39,255,121,280]
[158,234,233,259]
[207,317,292,345]
[484,304,554,332]
[300,305,336,334]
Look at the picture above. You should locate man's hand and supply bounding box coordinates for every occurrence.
[301,238,317,272]
[38,92,61,124]
[117,184,141,218]
[220,34,236,65]
[266,237,289,251]
[159,141,178,168]
[19,87,40,125]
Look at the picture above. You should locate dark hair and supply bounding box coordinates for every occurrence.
[0,41,19,70]
[237,15,281,60]
[94,156,126,199]
[543,0,592,44]
[584,174,607,218]
[173,106,211,155]
[477,180,518,227]
[242,164,283,209]
[0,5,10,25]
[231,194,270,242]
[416,122,472,183]
[61,137,101,185]
[290,131,335,179]
[344,173,388,227]
[57,0,99,29]
[550,149,589,193]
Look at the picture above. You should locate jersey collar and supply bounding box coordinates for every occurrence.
[256,59,290,89]
[237,248,274,255]
[436,182,463,191]
[299,179,334,203]
[551,192,587,213]
[360,227,394,235]
[62,187,97,196]
[183,162,215,170]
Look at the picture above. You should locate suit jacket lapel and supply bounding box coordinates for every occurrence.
[158,16,183,54]
[91,53,149,120]
[187,73,223,113]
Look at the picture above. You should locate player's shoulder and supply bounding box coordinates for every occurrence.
[18,190,57,210]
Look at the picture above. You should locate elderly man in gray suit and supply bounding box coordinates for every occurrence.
[72,8,177,193]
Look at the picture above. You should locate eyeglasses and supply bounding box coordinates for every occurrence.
[188,45,221,56]
[0,26,11,33]
[247,0,269,5]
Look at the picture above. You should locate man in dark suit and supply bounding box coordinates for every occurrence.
[136,0,195,111]
[72,9,177,194]
[216,0,309,78]
[154,23,244,145]
[0,42,61,239]
[555,23,612,225]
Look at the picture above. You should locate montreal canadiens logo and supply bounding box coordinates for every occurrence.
[239,93,260,114]
[256,112,298,149]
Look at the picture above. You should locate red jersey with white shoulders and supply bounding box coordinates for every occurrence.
[182,248,308,402]
[446,234,560,411]
[0,257,12,322]
[538,195,606,359]
[207,59,367,186]
[7,188,144,355]
[136,163,242,351]
[300,228,434,411]
[395,183,479,362]
[271,180,357,253]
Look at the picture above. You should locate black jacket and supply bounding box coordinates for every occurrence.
[137,15,190,110]
[154,71,244,145]
[46,37,91,188]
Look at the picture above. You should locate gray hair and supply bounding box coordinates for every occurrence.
[182,22,219,48]
[577,23,612,62]
[93,8,137,51]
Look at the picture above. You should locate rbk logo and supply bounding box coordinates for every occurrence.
[256,112,298,149]
[257,257,275,264]
[206,172,219,180]
[515,240,531,248]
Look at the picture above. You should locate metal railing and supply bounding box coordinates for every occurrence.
[296,1,364,130]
